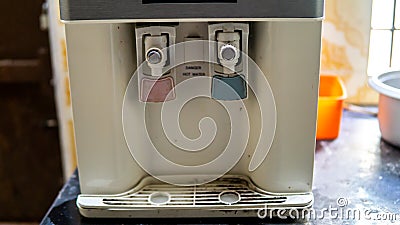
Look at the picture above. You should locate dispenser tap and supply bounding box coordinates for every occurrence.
[144,35,168,76]
[219,43,239,73]
[217,32,240,74]
[209,23,249,101]
[135,26,177,102]
[146,48,163,65]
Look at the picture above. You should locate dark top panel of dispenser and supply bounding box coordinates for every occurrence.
[59,0,324,21]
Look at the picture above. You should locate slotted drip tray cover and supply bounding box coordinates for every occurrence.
[78,176,313,212]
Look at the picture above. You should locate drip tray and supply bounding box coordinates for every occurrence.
[77,176,313,218]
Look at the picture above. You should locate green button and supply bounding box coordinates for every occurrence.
[212,75,247,100]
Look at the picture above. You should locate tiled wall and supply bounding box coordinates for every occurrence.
[321,0,378,104]
[48,0,77,180]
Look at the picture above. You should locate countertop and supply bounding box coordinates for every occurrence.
[40,109,400,224]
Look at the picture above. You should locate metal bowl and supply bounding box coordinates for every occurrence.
[369,71,400,147]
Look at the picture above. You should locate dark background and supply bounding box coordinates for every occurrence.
[0,0,63,222]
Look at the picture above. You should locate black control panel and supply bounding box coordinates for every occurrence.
[60,0,324,21]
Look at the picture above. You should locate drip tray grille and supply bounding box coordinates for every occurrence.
[78,176,313,217]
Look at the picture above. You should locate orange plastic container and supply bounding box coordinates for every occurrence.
[316,75,347,140]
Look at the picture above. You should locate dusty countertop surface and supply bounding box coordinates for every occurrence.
[41,109,400,224]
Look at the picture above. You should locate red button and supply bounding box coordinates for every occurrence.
[140,76,175,102]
